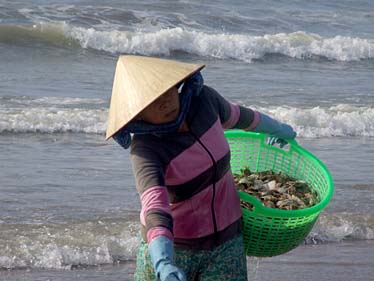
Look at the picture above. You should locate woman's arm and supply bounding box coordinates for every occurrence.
[204,86,296,141]
[130,140,185,281]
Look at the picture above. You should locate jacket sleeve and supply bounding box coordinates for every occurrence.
[203,85,260,130]
[130,138,173,244]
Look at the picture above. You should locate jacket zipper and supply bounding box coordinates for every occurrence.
[190,130,218,235]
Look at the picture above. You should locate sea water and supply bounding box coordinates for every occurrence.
[0,0,373,280]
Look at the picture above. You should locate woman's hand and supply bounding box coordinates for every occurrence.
[253,112,296,147]
[148,236,186,281]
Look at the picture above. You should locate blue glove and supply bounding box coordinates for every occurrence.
[253,112,296,147]
[148,236,186,281]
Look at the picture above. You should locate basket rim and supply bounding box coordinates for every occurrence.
[225,130,334,218]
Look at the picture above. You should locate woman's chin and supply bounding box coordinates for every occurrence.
[164,109,179,122]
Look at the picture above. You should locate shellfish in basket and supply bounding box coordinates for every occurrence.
[233,168,319,211]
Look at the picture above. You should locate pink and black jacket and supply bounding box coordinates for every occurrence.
[130,85,260,250]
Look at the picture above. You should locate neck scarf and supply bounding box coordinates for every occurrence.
[113,71,204,149]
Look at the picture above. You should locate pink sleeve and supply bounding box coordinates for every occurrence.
[140,185,174,243]
[222,99,241,129]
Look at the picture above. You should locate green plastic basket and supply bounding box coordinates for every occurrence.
[225,130,334,257]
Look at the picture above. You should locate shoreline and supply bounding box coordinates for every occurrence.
[1,240,373,281]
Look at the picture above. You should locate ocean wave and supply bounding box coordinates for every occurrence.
[257,104,374,137]
[0,23,77,47]
[1,97,373,137]
[0,108,107,134]
[0,96,107,134]
[0,218,140,270]
[2,22,374,62]
[65,26,374,62]
[305,212,374,244]
[0,212,372,270]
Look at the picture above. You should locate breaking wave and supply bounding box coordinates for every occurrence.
[0,212,372,270]
[1,96,373,137]
[66,26,374,62]
[2,23,374,62]
[305,212,374,244]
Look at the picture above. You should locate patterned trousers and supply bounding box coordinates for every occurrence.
[134,234,248,281]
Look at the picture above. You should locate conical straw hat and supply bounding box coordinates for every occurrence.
[106,55,205,140]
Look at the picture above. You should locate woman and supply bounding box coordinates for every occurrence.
[106,56,296,281]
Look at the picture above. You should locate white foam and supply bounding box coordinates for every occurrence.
[306,213,374,244]
[0,213,372,270]
[0,219,139,270]
[0,239,128,270]
[256,104,374,137]
[1,96,373,137]
[0,107,107,134]
[0,96,107,134]
[61,23,374,62]
[4,21,373,62]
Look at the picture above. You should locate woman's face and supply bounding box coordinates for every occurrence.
[137,86,180,124]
